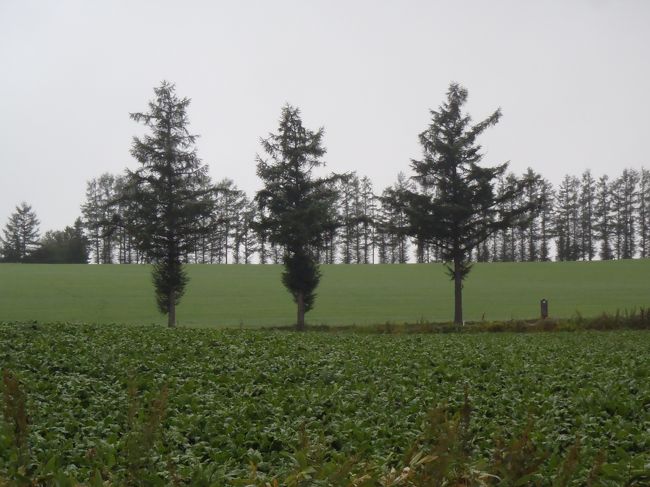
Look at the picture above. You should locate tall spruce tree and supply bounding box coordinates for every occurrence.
[374,195,392,264]
[521,168,544,261]
[596,175,613,260]
[111,174,141,264]
[184,172,220,264]
[538,178,555,261]
[1,202,40,262]
[127,81,213,327]
[211,178,246,264]
[612,169,639,259]
[639,168,650,258]
[235,199,258,264]
[358,176,377,264]
[255,105,339,329]
[338,173,357,264]
[81,173,118,264]
[495,175,515,262]
[579,170,597,261]
[381,173,412,264]
[555,175,581,261]
[406,83,538,324]
[504,173,522,261]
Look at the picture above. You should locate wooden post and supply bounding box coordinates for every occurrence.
[540,299,548,319]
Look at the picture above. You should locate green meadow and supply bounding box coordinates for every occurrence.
[1,259,648,327]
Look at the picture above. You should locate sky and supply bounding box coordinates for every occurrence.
[1,0,649,233]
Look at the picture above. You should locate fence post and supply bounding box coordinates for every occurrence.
[540,299,549,319]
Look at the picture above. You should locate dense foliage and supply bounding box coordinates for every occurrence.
[25,219,89,264]
[1,323,648,485]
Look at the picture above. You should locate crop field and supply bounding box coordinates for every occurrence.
[0,323,649,485]
[1,259,649,327]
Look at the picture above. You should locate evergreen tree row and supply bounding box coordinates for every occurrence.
[68,167,650,265]
[2,167,649,265]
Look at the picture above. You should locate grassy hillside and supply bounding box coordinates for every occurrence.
[0,260,649,326]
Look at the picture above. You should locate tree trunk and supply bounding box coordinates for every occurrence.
[296,292,306,331]
[453,256,463,325]
[168,290,176,328]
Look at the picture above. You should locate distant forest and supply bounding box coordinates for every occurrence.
[2,167,649,265]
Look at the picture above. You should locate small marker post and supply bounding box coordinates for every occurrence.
[540,299,549,319]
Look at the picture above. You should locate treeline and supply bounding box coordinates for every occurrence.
[0,202,88,264]
[1,168,649,264]
[73,166,650,264]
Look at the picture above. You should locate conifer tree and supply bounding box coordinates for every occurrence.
[374,196,392,264]
[381,173,412,263]
[211,178,246,264]
[579,170,597,261]
[255,105,340,329]
[639,168,650,258]
[504,173,522,261]
[522,168,544,261]
[236,200,258,264]
[359,176,377,263]
[126,81,213,327]
[1,202,40,262]
[596,175,613,260]
[555,175,581,261]
[111,175,138,264]
[538,178,555,261]
[338,173,357,264]
[614,169,639,259]
[405,83,538,324]
[81,174,119,264]
[187,173,217,264]
[495,175,515,262]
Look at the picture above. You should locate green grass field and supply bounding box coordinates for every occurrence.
[1,260,649,326]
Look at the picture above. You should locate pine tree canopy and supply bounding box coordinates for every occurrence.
[408,84,537,265]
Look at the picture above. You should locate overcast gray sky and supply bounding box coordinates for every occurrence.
[1,0,649,233]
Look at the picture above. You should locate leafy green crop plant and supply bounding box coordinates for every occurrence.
[0,323,649,485]
[1,369,30,484]
[120,383,170,486]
